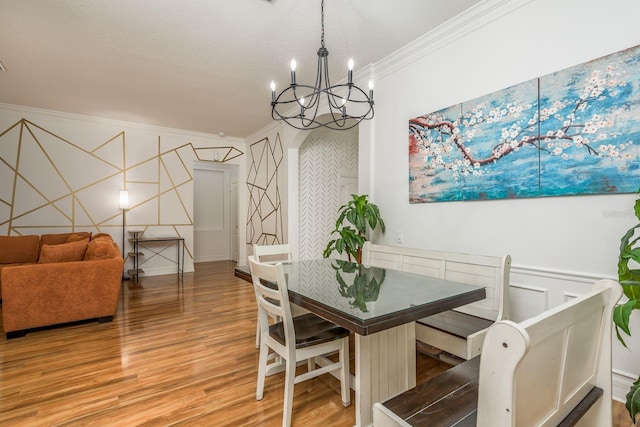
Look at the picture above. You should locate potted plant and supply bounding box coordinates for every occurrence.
[614,187,640,424]
[323,194,385,263]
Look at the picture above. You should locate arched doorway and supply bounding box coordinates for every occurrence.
[296,127,359,260]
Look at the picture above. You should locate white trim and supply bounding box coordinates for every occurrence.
[136,265,195,277]
[511,263,615,283]
[613,368,636,403]
[374,0,535,80]
[0,102,245,144]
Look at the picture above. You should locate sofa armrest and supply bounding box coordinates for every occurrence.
[1,257,124,333]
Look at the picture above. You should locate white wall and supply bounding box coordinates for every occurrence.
[373,0,639,271]
[368,0,640,400]
[369,0,640,401]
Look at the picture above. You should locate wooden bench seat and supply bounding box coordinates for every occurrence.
[374,279,621,427]
[361,242,511,360]
[416,310,493,340]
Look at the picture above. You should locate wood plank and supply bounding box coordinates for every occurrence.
[417,310,493,339]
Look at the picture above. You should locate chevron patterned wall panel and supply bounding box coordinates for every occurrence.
[298,131,358,260]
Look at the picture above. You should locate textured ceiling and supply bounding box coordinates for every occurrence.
[0,0,481,138]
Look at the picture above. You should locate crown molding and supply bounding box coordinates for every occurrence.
[374,0,534,80]
[246,119,282,143]
[0,102,246,145]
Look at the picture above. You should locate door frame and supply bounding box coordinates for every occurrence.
[193,161,239,262]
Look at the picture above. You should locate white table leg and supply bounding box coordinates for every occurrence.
[354,322,416,427]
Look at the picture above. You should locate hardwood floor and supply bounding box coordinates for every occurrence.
[0,261,634,426]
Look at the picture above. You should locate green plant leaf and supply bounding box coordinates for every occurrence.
[616,326,628,349]
[616,188,640,421]
[614,300,636,338]
[626,377,640,423]
[324,193,385,262]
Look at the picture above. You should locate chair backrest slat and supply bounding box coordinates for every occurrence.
[248,255,295,347]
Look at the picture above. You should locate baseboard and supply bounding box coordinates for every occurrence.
[137,264,194,277]
[613,369,636,403]
[193,255,230,263]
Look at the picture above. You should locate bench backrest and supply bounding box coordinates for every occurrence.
[361,242,511,321]
[477,279,621,426]
[253,243,293,264]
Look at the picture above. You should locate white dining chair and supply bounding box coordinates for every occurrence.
[253,244,293,348]
[248,255,351,427]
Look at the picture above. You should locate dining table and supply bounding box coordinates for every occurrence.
[275,258,487,427]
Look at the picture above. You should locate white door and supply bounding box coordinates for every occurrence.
[193,163,240,262]
[339,173,358,205]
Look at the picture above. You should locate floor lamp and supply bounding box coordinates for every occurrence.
[119,190,130,280]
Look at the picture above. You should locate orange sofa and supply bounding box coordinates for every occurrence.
[0,232,124,338]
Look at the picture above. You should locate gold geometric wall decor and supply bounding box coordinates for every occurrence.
[0,119,122,236]
[246,134,284,245]
[0,118,244,271]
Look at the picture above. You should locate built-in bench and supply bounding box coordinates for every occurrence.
[361,242,511,360]
[373,279,621,427]
[234,264,252,283]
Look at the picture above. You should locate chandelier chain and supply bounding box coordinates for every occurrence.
[320,0,325,48]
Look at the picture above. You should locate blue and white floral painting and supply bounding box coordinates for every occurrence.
[409,44,640,203]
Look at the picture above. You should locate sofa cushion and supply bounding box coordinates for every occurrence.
[39,238,90,263]
[66,232,92,243]
[84,236,116,260]
[0,235,40,264]
[39,232,92,253]
[91,232,113,240]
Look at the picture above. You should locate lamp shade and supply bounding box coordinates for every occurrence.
[119,190,129,210]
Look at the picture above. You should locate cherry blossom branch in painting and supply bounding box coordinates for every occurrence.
[410,63,634,181]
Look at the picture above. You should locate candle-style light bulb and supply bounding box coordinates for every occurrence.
[290,59,297,86]
[299,96,305,117]
[341,98,347,117]
[347,58,354,85]
[368,80,374,99]
[270,81,276,102]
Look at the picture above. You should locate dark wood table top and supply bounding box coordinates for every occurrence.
[278,258,486,336]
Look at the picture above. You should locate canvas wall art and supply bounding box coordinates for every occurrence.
[409,44,640,203]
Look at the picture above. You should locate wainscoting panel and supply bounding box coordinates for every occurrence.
[508,264,633,403]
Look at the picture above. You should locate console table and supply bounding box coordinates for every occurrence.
[128,231,185,280]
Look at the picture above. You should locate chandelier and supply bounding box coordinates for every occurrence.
[270,0,374,131]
